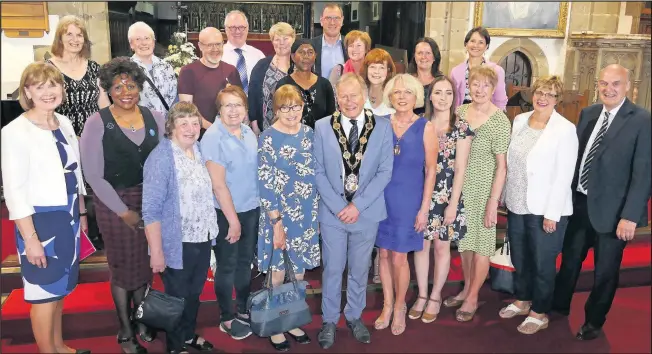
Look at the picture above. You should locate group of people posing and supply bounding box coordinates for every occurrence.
[2,4,650,354]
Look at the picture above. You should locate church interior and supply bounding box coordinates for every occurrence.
[0,1,650,353]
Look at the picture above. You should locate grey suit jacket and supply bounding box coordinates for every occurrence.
[572,98,651,233]
[314,113,393,227]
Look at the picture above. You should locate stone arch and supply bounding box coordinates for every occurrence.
[489,38,549,81]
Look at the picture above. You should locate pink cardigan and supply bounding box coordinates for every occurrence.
[449,60,508,111]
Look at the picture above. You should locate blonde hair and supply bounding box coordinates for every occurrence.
[336,73,368,94]
[51,15,91,59]
[383,74,425,109]
[468,66,498,88]
[269,22,296,41]
[531,75,564,101]
[165,102,202,137]
[272,85,303,123]
[19,62,66,110]
[344,30,372,53]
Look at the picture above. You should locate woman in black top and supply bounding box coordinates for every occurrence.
[275,39,336,128]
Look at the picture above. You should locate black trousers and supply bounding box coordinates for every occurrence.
[161,241,211,352]
[553,193,627,328]
[508,212,568,314]
[213,207,260,322]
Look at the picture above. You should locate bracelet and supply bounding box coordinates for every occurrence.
[80,212,88,216]
[488,196,500,202]
[270,216,282,226]
[27,231,37,240]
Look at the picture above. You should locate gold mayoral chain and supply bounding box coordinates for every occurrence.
[332,110,374,194]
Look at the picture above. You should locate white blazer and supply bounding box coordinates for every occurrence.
[1,113,86,220]
[506,110,579,221]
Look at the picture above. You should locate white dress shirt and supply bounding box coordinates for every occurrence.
[340,110,365,139]
[364,99,395,117]
[221,41,265,82]
[576,98,626,195]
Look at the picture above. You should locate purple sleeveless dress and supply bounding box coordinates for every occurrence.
[376,117,427,253]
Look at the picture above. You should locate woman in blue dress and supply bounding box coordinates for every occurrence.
[374,74,438,336]
[257,84,320,351]
[1,62,89,353]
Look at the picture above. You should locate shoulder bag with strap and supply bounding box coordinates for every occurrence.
[143,71,170,112]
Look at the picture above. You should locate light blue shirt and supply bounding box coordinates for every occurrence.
[320,35,345,79]
[200,120,260,212]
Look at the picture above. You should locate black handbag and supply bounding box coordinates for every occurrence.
[134,284,185,332]
[246,250,312,337]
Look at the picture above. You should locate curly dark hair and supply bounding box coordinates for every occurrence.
[98,56,146,92]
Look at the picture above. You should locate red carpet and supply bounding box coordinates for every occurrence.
[2,242,650,320]
[2,286,650,353]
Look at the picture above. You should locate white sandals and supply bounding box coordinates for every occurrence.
[517,316,549,335]
[499,303,530,319]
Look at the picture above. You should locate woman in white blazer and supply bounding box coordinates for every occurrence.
[1,62,89,354]
[498,76,578,335]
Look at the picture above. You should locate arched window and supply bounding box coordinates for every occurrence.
[499,51,533,87]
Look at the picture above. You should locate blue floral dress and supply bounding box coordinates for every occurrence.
[424,119,474,242]
[256,125,320,273]
[16,129,81,303]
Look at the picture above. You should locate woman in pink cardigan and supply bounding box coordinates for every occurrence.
[449,27,508,111]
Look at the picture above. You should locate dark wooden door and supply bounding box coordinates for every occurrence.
[499,51,533,87]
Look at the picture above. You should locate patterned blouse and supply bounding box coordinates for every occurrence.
[47,59,101,135]
[131,55,177,113]
[505,125,543,215]
[261,63,287,130]
[171,142,219,243]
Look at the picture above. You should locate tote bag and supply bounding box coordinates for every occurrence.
[246,250,312,337]
[489,234,515,294]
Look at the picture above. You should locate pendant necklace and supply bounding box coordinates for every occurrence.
[392,115,417,155]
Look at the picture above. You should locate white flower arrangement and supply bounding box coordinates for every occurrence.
[163,32,199,76]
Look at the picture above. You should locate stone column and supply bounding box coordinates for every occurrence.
[47,2,111,64]
[424,2,471,75]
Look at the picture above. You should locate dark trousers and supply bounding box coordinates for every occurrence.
[161,241,211,352]
[553,193,627,328]
[213,207,260,322]
[508,212,568,314]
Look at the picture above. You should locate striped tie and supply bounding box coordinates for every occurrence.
[234,48,248,94]
[579,111,610,191]
[349,119,359,152]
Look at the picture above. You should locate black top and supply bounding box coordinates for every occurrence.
[99,106,160,190]
[276,75,336,129]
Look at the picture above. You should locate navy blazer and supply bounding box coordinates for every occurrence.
[311,34,349,77]
[572,98,651,233]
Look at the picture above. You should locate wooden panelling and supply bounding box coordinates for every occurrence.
[1,2,49,38]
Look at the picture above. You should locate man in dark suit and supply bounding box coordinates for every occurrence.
[311,3,348,78]
[553,64,651,340]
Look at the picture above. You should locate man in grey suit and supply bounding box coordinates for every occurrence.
[313,73,393,349]
[553,64,651,340]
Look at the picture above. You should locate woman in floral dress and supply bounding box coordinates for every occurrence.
[257,84,320,349]
[411,76,474,323]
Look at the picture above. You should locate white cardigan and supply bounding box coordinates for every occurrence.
[507,110,579,221]
[1,113,86,220]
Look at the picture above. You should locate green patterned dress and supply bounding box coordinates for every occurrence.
[456,104,511,257]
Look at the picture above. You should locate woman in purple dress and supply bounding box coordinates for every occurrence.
[374,74,438,335]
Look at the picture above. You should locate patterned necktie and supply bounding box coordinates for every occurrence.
[349,119,359,152]
[579,111,610,191]
[234,48,249,94]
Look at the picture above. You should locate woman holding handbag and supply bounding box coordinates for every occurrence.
[142,102,219,354]
[257,84,320,351]
[499,76,578,334]
[129,22,177,113]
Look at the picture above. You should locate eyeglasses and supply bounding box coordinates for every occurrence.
[223,103,244,110]
[200,42,223,50]
[323,16,342,22]
[533,90,558,99]
[227,26,247,32]
[279,105,302,113]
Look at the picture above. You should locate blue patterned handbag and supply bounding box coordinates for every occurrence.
[246,250,312,337]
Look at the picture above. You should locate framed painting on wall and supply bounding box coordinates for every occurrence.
[473,2,569,38]
[372,2,380,21]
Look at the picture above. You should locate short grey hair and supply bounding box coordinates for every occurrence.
[128,21,155,42]
[383,74,425,109]
[336,73,368,94]
[224,10,249,28]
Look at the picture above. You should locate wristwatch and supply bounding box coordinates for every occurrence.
[270,216,282,226]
